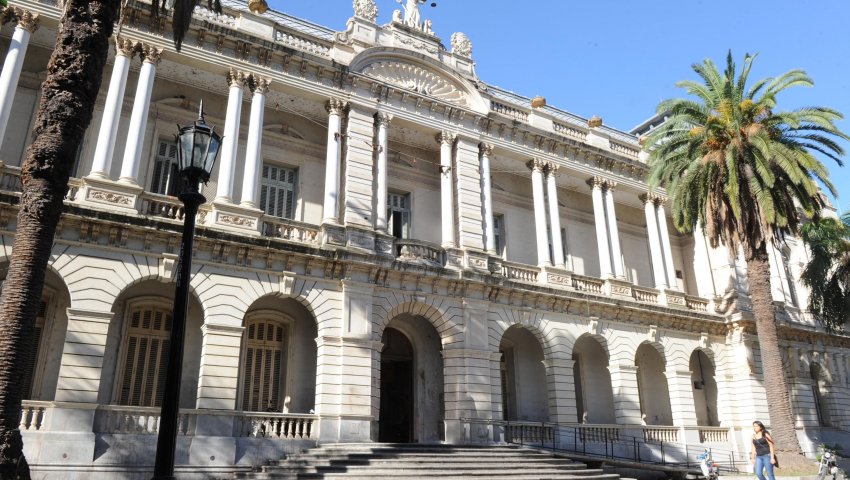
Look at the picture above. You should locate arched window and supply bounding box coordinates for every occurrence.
[241,318,287,412]
[117,304,172,407]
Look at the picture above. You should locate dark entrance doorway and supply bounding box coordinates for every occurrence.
[379,327,414,442]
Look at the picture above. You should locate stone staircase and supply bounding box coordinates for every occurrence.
[234,443,622,479]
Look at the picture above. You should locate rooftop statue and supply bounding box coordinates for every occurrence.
[396,0,426,30]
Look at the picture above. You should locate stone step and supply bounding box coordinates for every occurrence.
[258,464,602,474]
[241,472,620,480]
[267,458,587,468]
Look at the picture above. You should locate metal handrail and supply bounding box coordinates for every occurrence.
[460,418,744,474]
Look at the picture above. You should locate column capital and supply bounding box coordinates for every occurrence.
[114,37,138,58]
[13,8,39,33]
[544,162,560,177]
[436,131,456,146]
[226,68,249,88]
[326,98,348,115]
[586,175,605,189]
[249,75,271,94]
[374,111,393,127]
[526,158,546,172]
[479,142,494,156]
[139,43,162,65]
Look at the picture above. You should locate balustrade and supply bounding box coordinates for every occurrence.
[502,261,540,284]
[573,424,621,443]
[0,164,21,193]
[490,101,529,122]
[261,216,320,246]
[234,412,315,439]
[685,295,709,312]
[694,426,730,444]
[609,140,640,159]
[395,239,445,267]
[571,274,604,294]
[633,286,660,304]
[504,422,553,445]
[94,405,196,436]
[19,401,49,431]
[642,426,679,444]
[553,122,588,141]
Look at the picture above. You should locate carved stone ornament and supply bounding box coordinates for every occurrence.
[250,75,271,94]
[450,32,472,57]
[115,37,137,58]
[363,61,467,106]
[588,115,603,128]
[219,214,256,228]
[13,8,39,33]
[88,189,133,206]
[140,43,163,65]
[227,68,249,88]
[352,0,378,22]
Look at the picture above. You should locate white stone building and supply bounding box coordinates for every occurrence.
[0,0,847,478]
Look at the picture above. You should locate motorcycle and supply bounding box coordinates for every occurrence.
[697,449,720,480]
[818,448,844,480]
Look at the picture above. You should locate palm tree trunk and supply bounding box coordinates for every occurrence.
[746,244,807,466]
[0,1,119,478]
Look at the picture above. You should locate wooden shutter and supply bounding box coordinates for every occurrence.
[260,165,297,219]
[150,141,179,195]
[241,319,286,412]
[118,306,172,407]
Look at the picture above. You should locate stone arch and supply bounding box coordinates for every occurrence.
[488,309,558,357]
[499,324,549,422]
[690,347,719,426]
[572,333,616,424]
[810,361,832,427]
[349,47,490,115]
[373,295,462,346]
[635,340,673,425]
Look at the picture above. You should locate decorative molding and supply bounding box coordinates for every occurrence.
[361,61,468,107]
[450,32,472,57]
[352,0,378,22]
[218,214,257,229]
[87,189,133,206]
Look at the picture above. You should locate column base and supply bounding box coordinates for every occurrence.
[78,176,143,213]
[207,201,262,234]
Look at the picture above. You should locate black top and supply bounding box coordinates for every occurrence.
[753,435,771,456]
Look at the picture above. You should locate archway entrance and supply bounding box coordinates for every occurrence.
[499,325,548,422]
[379,327,414,442]
[690,349,719,426]
[378,314,444,443]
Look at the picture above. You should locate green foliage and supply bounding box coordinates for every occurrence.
[644,51,848,260]
[801,215,850,332]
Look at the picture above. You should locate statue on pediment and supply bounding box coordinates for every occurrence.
[396,0,426,30]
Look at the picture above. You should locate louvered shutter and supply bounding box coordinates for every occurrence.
[241,319,286,412]
[118,306,172,407]
[151,141,179,195]
[260,165,297,219]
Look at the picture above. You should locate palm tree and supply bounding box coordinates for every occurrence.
[800,214,850,333]
[0,2,218,477]
[644,51,848,466]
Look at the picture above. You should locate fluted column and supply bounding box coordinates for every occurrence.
[479,143,496,253]
[0,9,39,149]
[437,131,456,248]
[374,112,391,232]
[588,177,613,278]
[240,76,269,208]
[322,98,347,224]
[656,200,678,289]
[604,182,625,278]
[545,164,565,268]
[118,44,161,185]
[641,193,668,289]
[88,38,136,179]
[529,159,551,267]
[215,69,248,203]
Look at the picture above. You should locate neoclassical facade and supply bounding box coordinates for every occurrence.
[0,0,848,478]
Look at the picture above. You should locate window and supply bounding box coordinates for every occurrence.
[781,247,799,307]
[150,140,181,196]
[241,319,287,412]
[387,192,410,239]
[21,300,47,400]
[117,305,172,407]
[493,214,505,257]
[260,164,297,219]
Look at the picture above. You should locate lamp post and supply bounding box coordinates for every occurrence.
[153,103,221,480]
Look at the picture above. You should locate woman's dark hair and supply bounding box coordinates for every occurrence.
[753,420,769,434]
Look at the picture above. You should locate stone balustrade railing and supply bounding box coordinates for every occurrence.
[643,426,679,444]
[395,239,445,267]
[572,424,621,443]
[233,412,316,439]
[571,274,604,294]
[0,164,22,194]
[504,421,553,445]
[692,426,730,444]
[502,261,540,284]
[490,101,529,122]
[685,295,710,312]
[20,400,50,431]
[609,140,640,159]
[93,405,197,436]
[275,30,332,57]
[139,191,211,225]
[632,286,660,304]
[553,122,588,141]
[262,216,321,246]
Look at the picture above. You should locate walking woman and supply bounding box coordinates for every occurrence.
[752,420,777,480]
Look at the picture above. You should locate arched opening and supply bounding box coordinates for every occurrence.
[379,313,443,443]
[238,296,318,413]
[0,262,69,401]
[99,280,202,408]
[690,349,719,426]
[499,325,548,422]
[572,335,615,424]
[810,363,831,427]
[635,342,672,425]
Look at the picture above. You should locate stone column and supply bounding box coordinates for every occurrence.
[0,9,39,149]
[240,76,269,209]
[666,369,699,427]
[692,224,718,299]
[437,131,456,248]
[322,98,346,224]
[479,143,496,254]
[528,159,551,267]
[118,44,161,185]
[607,364,642,424]
[604,182,625,278]
[374,112,391,232]
[545,164,565,268]
[215,69,248,203]
[641,193,668,289]
[656,200,678,289]
[588,177,613,278]
[89,38,136,179]
[195,323,243,410]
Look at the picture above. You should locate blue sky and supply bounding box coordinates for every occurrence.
[269,0,850,213]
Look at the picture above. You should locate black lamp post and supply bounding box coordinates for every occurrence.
[153,102,221,480]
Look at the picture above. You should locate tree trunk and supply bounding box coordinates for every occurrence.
[0,2,118,478]
[746,244,808,467]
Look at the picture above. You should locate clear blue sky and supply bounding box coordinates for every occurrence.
[269,0,850,213]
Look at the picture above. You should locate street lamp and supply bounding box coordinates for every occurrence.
[153,102,221,480]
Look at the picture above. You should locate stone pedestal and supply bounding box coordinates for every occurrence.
[606,278,633,298]
[207,201,262,234]
[78,177,143,214]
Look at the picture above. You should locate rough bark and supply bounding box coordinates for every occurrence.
[0,1,119,478]
[746,244,809,468]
